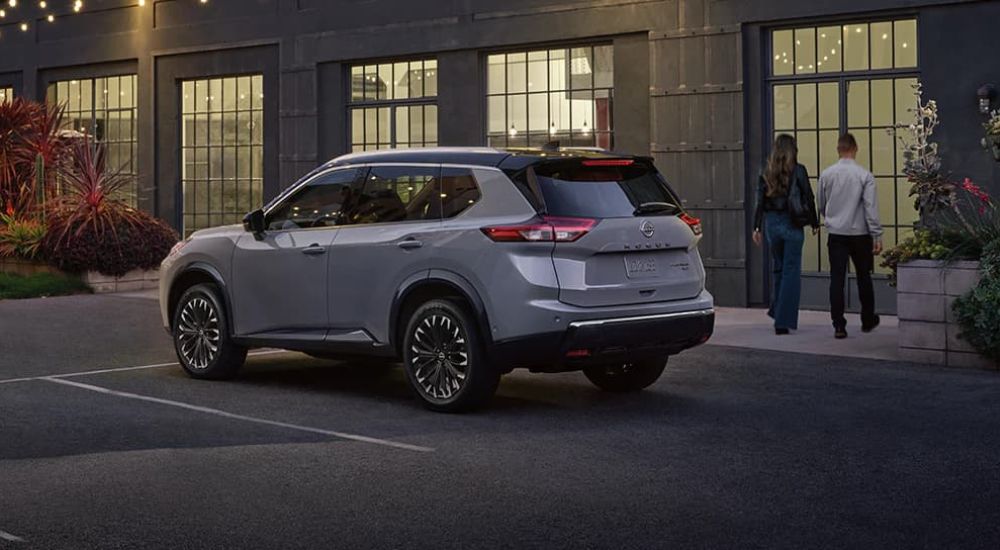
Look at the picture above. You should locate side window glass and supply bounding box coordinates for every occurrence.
[440,168,482,218]
[347,165,441,225]
[266,168,360,230]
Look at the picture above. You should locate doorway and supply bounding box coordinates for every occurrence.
[766,18,919,313]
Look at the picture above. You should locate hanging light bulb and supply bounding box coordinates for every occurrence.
[38,0,45,8]
[8,0,17,8]
[508,125,518,138]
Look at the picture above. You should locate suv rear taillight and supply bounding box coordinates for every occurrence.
[679,213,702,236]
[482,216,596,243]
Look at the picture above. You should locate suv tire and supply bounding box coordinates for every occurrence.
[402,299,500,412]
[583,358,667,393]
[172,283,247,380]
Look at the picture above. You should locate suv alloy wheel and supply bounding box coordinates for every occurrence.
[173,284,248,380]
[402,299,500,412]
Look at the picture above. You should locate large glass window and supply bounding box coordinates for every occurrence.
[487,44,613,149]
[181,75,264,236]
[0,87,12,102]
[47,75,138,205]
[349,59,438,151]
[770,18,918,275]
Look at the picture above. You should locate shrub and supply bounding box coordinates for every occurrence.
[43,214,177,276]
[43,137,178,277]
[880,229,952,285]
[0,212,47,260]
[953,240,1000,364]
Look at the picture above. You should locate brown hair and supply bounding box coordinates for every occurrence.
[837,133,858,154]
[764,134,797,198]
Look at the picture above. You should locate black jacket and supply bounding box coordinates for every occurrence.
[753,164,820,231]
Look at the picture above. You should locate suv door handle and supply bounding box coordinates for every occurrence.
[302,244,327,256]
[397,239,424,250]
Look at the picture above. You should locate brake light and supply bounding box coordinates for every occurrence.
[581,159,634,167]
[679,213,702,236]
[482,216,596,243]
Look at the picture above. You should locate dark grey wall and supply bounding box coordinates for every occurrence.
[921,1,1000,192]
[0,0,992,306]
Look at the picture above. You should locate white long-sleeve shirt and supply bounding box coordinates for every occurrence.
[818,158,884,238]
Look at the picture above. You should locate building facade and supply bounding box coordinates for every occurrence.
[0,0,997,309]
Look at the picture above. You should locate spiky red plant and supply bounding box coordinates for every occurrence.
[45,135,143,249]
[0,98,67,217]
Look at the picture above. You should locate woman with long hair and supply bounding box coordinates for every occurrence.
[753,134,820,334]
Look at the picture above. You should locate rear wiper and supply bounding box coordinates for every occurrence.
[633,202,680,216]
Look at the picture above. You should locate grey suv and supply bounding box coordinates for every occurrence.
[160,147,714,412]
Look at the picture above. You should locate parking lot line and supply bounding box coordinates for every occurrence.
[43,377,434,453]
[0,350,289,386]
[0,530,25,542]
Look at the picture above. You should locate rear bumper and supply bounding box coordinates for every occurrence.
[491,308,715,372]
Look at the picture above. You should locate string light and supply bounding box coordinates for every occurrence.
[0,0,166,41]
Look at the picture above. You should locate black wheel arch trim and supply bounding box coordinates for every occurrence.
[169,262,235,337]
[391,269,493,353]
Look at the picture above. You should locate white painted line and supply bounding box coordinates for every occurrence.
[0,349,290,386]
[43,377,433,453]
[0,530,24,542]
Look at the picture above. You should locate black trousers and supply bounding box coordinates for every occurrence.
[828,234,876,330]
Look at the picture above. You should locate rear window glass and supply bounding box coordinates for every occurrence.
[533,162,681,218]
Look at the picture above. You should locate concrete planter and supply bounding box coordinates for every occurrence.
[897,260,997,370]
[0,257,64,277]
[83,269,160,294]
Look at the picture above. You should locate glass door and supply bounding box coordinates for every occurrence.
[767,18,919,311]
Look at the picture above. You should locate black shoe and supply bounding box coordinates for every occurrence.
[862,315,881,333]
[775,328,790,335]
[834,328,848,339]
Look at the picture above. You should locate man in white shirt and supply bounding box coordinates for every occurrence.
[817,133,883,339]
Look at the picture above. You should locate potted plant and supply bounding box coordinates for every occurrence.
[886,84,999,369]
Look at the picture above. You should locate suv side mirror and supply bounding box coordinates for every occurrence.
[243,209,266,234]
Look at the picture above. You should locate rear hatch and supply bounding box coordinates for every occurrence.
[534,158,705,308]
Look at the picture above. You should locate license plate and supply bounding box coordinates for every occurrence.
[624,255,659,279]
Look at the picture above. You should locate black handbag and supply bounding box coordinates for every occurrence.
[786,168,815,228]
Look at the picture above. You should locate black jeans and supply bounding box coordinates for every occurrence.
[828,234,876,330]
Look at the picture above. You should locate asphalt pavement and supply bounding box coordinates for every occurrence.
[1,293,999,549]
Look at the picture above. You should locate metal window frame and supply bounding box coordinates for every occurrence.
[46,75,139,204]
[347,58,439,151]
[764,16,920,275]
[179,73,265,237]
[483,43,615,149]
